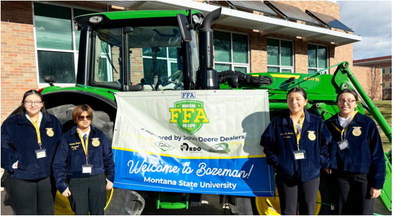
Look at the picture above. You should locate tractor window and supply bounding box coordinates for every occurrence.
[129,26,183,90]
[91,26,184,90]
[92,28,122,89]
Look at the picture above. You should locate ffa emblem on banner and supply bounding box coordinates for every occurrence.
[46,128,54,137]
[92,138,100,147]
[308,131,316,141]
[169,100,209,134]
[352,127,362,136]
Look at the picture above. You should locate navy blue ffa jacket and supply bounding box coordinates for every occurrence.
[53,125,115,193]
[1,113,62,180]
[260,110,333,182]
[325,112,385,189]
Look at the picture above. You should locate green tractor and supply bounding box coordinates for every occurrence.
[32,8,391,215]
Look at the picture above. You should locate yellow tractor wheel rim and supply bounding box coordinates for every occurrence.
[255,190,322,215]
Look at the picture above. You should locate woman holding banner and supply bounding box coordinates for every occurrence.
[53,104,114,215]
[260,87,334,215]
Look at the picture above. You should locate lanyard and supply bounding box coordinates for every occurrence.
[78,131,89,164]
[31,117,42,146]
[292,114,305,150]
[332,111,358,141]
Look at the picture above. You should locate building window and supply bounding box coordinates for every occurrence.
[34,3,94,84]
[308,44,328,74]
[214,31,249,73]
[267,38,293,73]
[142,47,179,85]
[382,68,386,74]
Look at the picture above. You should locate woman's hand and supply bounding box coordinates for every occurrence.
[106,179,113,190]
[370,188,381,199]
[62,187,71,197]
[323,168,332,174]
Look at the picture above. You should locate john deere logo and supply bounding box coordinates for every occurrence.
[169,100,209,134]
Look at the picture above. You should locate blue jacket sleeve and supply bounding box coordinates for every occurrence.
[368,122,386,189]
[52,135,70,193]
[260,120,279,168]
[319,121,333,169]
[102,133,115,182]
[1,121,18,173]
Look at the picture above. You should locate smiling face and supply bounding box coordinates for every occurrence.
[23,94,43,118]
[287,91,307,114]
[337,92,358,117]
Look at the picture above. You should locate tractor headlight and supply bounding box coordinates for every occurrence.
[192,14,203,25]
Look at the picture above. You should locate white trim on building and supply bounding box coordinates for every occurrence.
[106,0,361,46]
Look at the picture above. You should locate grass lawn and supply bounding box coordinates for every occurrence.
[366,100,392,152]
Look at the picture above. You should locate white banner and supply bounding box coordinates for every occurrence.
[112,90,274,196]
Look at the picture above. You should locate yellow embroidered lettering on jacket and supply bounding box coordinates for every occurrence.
[280,132,294,139]
[70,142,81,151]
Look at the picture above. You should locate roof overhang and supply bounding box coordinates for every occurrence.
[104,0,361,46]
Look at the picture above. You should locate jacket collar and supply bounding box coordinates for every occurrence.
[281,109,312,126]
[328,111,364,127]
[17,112,52,126]
[70,125,98,136]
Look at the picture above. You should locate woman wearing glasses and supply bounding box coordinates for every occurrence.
[53,104,114,215]
[260,87,333,215]
[1,90,63,214]
[325,89,385,214]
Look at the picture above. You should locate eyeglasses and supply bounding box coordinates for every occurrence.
[24,100,43,105]
[338,99,356,104]
[78,115,92,121]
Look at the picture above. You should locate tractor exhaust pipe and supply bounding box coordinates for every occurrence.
[198,7,221,89]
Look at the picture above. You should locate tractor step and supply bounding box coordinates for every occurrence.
[157,192,189,209]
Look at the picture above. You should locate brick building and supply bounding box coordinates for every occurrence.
[354,56,392,100]
[1,1,363,122]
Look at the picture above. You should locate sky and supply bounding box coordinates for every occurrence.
[337,0,392,60]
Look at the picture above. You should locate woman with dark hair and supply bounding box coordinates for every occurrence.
[325,89,385,215]
[1,89,62,214]
[53,104,114,215]
[260,87,333,215]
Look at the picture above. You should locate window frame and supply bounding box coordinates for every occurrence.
[33,2,96,87]
[307,44,329,74]
[142,47,179,80]
[267,37,294,73]
[213,30,250,73]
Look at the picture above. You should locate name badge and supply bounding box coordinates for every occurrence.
[293,150,306,160]
[35,149,47,159]
[338,140,349,150]
[82,164,93,174]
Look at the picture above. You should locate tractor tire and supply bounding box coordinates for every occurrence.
[105,189,145,215]
[47,104,114,140]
